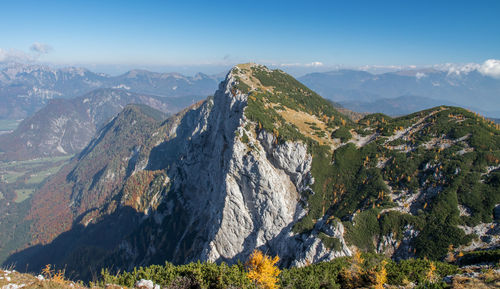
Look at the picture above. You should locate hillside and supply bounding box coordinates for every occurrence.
[2,64,499,281]
[0,89,172,161]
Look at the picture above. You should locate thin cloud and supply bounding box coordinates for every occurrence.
[0,42,53,63]
[30,42,53,54]
[0,48,34,62]
[279,61,324,67]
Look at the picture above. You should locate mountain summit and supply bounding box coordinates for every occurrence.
[4,64,499,280]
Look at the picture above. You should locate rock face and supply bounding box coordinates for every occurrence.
[114,66,351,267]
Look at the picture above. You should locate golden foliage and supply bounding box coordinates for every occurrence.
[426,261,437,283]
[351,250,364,276]
[340,249,367,289]
[445,245,456,262]
[42,264,66,284]
[373,260,388,289]
[246,250,281,289]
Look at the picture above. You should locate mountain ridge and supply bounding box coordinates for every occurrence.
[0,62,222,120]
[298,68,500,117]
[3,64,499,280]
[0,88,175,161]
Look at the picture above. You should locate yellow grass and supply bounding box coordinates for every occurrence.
[275,106,335,146]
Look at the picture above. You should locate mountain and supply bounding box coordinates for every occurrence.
[0,63,221,120]
[3,64,499,280]
[0,89,177,161]
[299,69,500,117]
[340,94,458,116]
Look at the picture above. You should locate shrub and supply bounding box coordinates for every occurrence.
[331,127,352,142]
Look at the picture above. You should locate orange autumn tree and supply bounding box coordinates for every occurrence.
[246,250,281,289]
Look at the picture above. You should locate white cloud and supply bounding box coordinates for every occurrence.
[306,61,324,67]
[478,59,500,78]
[279,61,324,67]
[436,60,500,78]
[357,65,411,74]
[415,72,426,79]
[441,63,480,76]
[30,42,52,54]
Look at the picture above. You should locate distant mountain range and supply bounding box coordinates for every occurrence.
[298,69,500,117]
[339,94,459,116]
[0,62,222,120]
[0,89,178,161]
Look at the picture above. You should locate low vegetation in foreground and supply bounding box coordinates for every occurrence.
[1,250,499,289]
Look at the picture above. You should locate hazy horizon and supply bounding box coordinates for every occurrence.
[1,0,499,77]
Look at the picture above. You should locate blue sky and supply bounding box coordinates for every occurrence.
[1,0,499,74]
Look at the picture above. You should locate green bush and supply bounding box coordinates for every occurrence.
[331,127,352,142]
[386,258,458,285]
[456,249,500,266]
[99,261,253,289]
